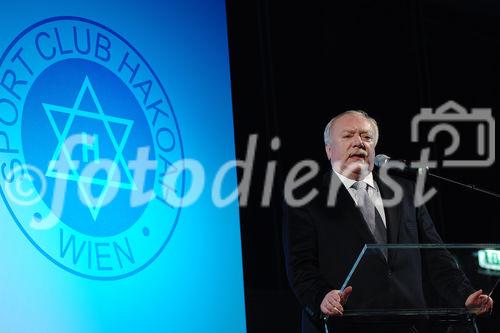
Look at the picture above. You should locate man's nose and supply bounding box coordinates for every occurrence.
[352,134,365,147]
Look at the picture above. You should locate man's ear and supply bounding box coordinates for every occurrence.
[325,144,332,160]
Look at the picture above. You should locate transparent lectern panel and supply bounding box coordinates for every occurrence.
[339,244,500,317]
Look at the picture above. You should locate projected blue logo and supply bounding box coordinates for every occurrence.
[0,17,185,280]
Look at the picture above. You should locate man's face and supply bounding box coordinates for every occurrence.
[325,114,377,180]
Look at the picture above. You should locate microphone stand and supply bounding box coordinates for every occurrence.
[375,154,500,199]
[426,170,500,199]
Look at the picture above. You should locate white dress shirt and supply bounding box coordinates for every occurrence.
[333,170,387,227]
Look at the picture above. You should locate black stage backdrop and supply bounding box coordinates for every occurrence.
[226,1,500,332]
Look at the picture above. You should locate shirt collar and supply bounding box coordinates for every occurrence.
[333,169,376,190]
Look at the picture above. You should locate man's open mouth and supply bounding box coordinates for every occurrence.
[349,152,367,159]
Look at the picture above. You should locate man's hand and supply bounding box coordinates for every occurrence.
[465,289,494,316]
[320,286,353,316]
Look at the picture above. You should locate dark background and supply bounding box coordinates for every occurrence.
[225,1,500,332]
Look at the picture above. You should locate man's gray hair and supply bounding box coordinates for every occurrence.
[323,110,379,145]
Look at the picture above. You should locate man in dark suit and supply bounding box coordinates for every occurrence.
[283,111,493,333]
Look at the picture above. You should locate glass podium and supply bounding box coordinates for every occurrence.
[326,244,499,331]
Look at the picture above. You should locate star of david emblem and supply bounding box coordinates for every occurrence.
[42,76,137,220]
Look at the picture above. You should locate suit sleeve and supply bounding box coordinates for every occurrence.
[283,203,333,320]
[416,203,476,306]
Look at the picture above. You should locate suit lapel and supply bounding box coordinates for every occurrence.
[374,171,402,244]
[323,172,376,245]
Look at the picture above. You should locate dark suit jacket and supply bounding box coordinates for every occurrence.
[283,170,475,333]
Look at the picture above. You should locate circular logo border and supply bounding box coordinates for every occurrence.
[0,16,185,280]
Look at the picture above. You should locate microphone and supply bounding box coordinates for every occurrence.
[374,154,428,176]
[374,154,393,167]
